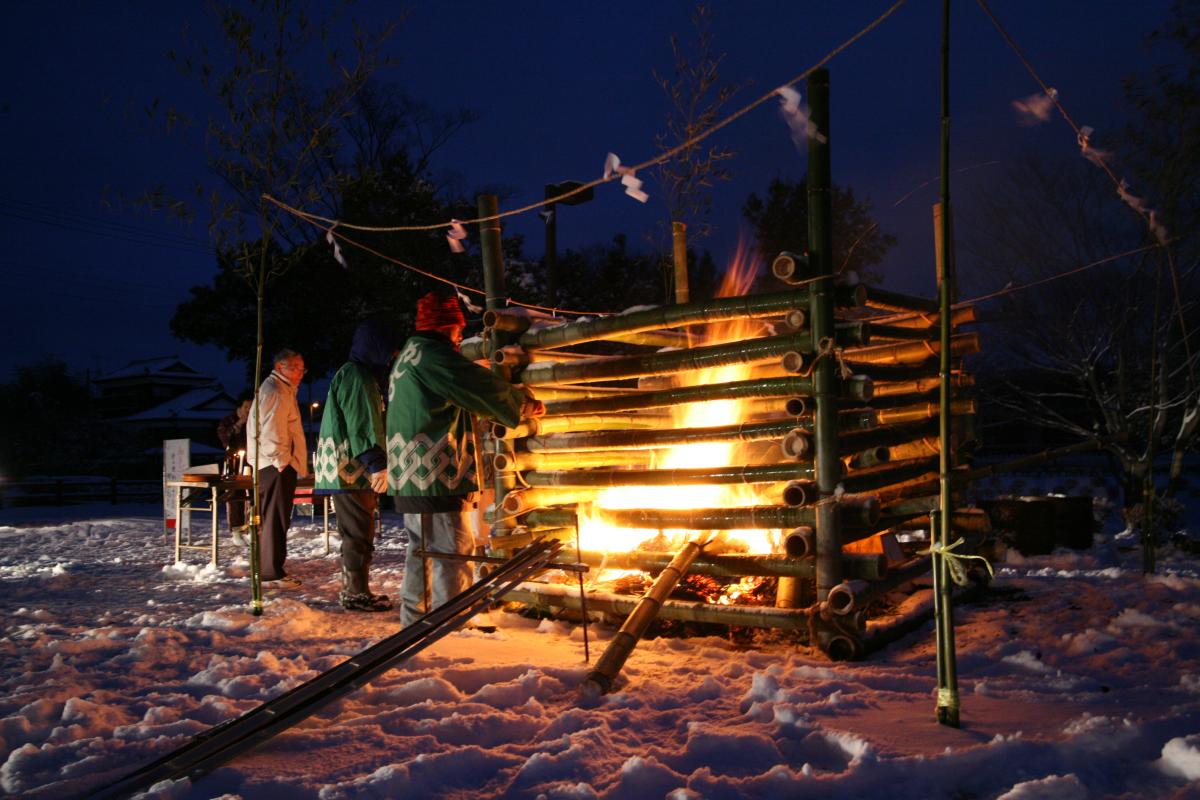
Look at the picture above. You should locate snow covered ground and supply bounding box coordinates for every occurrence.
[1,503,1199,799]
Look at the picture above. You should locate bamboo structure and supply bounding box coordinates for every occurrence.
[475,69,987,664]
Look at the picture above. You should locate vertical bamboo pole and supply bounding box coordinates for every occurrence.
[807,68,842,625]
[672,221,690,305]
[479,195,517,537]
[934,0,961,728]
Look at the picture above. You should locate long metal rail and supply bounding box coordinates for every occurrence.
[97,539,564,799]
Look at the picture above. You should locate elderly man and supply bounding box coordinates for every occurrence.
[387,291,543,626]
[247,348,308,588]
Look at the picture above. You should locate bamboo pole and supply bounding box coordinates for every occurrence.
[807,68,842,618]
[480,194,518,536]
[584,541,704,693]
[505,583,811,629]
[502,450,663,472]
[517,385,648,402]
[516,285,866,350]
[503,487,602,514]
[592,498,878,531]
[840,420,939,453]
[544,375,872,417]
[934,0,961,728]
[872,373,974,398]
[524,418,806,453]
[843,333,979,366]
[517,326,868,386]
[843,457,941,494]
[494,413,672,440]
[521,462,818,488]
[863,286,940,314]
[672,221,690,304]
[874,399,976,425]
[870,304,976,329]
[574,549,887,580]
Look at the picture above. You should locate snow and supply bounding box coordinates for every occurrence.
[1,504,1199,798]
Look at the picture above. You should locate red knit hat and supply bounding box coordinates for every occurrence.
[415,291,466,331]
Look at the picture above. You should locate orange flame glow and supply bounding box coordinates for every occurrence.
[576,238,786,577]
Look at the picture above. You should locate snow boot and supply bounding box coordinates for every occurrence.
[340,567,391,612]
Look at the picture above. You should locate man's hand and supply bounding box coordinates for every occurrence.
[520,386,545,418]
[369,470,388,494]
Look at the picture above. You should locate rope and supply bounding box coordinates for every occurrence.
[259,0,908,234]
[974,0,1194,380]
[918,537,994,587]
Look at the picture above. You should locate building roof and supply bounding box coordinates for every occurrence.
[94,356,209,383]
[118,386,236,423]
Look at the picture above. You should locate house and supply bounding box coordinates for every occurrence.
[94,356,236,455]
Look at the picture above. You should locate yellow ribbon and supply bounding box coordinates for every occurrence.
[919,537,994,586]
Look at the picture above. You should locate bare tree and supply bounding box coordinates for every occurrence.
[650,4,741,301]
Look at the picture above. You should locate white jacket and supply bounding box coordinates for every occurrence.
[246,370,309,475]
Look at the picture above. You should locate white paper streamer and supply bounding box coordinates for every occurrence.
[456,288,483,314]
[1117,180,1169,244]
[539,208,555,224]
[1077,126,1110,168]
[602,152,649,203]
[446,218,467,253]
[1012,88,1057,125]
[325,225,347,268]
[776,86,826,147]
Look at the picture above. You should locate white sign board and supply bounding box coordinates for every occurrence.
[163,438,190,539]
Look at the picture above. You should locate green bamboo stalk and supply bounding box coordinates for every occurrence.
[524,418,805,452]
[505,584,810,629]
[863,286,939,314]
[807,68,842,616]
[592,498,878,531]
[585,541,704,693]
[870,304,975,329]
[842,333,979,366]
[544,375,873,417]
[522,462,818,488]
[517,284,867,349]
[572,549,886,580]
[493,413,673,440]
[517,325,868,386]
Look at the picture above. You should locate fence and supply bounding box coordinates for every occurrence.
[0,478,162,508]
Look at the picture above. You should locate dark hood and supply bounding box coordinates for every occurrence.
[349,318,400,373]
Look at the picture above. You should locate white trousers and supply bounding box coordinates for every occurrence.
[400,509,475,627]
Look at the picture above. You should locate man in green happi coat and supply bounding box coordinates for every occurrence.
[387,291,544,627]
[314,318,400,612]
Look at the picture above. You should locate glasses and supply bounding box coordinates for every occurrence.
[283,362,306,375]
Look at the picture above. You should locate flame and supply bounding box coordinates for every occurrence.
[576,239,786,587]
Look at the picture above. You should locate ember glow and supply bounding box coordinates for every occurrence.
[577,242,784,571]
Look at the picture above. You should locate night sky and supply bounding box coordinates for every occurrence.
[1,1,1171,392]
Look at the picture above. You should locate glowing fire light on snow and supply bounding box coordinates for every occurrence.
[577,240,785,578]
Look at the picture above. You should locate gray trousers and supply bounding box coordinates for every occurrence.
[400,508,475,627]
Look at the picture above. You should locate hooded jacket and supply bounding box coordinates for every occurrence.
[314,319,398,493]
[387,331,524,512]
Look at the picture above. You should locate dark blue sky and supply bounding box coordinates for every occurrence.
[1,1,1170,392]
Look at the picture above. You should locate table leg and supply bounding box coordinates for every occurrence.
[173,484,182,563]
[210,485,219,569]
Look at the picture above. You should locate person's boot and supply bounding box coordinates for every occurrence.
[340,565,391,612]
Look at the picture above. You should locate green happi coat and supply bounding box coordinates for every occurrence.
[314,362,385,493]
[387,332,524,511]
